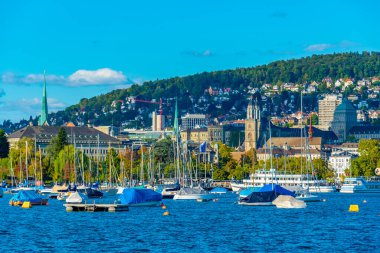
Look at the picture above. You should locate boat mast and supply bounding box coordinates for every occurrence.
[97,133,100,182]
[34,135,37,187]
[300,91,303,184]
[39,145,43,186]
[269,122,274,189]
[140,145,144,185]
[25,140,28,187]
[130,144,133,187]
[73,133,76,185]
[19,147,22,185]
[10,158,14,187]
[81,144,84,185]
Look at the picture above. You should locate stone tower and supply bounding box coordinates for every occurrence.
[38,71,49,126]
[245,98,261,151]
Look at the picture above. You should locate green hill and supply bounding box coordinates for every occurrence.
[3,51,380,131]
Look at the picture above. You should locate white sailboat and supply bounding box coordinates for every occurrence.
[294,92,321,202]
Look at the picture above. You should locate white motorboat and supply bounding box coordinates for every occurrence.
[173,186,214,201]
[272,195,306,209]
[340,177,380,193]
[66,191,87,204]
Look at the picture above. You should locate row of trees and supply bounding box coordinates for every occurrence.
[1,128,379,184]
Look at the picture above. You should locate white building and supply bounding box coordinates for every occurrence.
[328,151,357,179]
[318,94,342,129]
[181,113,207,130]
[152,111,165,131]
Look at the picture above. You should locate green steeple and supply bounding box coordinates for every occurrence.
[38,71,48,126]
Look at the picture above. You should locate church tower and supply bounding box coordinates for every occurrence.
[38,71,49,126]
[245,98,261,151]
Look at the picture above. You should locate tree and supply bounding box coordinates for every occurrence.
[351,139,380,177]
[0,129,9,158]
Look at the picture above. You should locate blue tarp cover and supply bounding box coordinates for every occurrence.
[210,187,228,193]
[239,187,261,196]
[119,188,162,205]
[11,190,43,203]
[258,184,295,196]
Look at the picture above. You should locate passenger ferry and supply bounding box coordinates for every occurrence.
[231,170,336,193]
[340,177,380,193]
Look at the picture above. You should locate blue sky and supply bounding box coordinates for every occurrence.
[0,0,379,122]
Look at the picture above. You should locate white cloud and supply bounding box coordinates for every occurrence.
[183,49,214,57]
[1,68,130,87]
[67,68,127,86]
[305,41,360,52]
[2,72,16,83]
[305,43,333,52]
[22,74,65,84]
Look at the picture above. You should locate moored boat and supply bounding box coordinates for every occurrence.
[9,190,48,206]
[272,195,306,209]
[238,184,295,206]
[66,191,87,204]
[173,186,214,201]
[340,177,380,193]
[118,188,162,207]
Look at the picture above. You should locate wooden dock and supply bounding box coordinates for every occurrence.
[64,203,129,212]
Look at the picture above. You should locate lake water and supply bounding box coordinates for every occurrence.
[0,192,379,252]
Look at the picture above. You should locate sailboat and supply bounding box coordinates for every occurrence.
[292,92,321,202]
[173,120,213,200]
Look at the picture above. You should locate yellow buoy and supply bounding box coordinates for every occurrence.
[349,204,359,212]
[22,201,32,209]
[163,211,170,216]
[162,205,167,209]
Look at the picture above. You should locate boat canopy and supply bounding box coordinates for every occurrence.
[210,187,228,194]
[119,188,162,205]
[240,184,295,204]
[66,191,87,204]
[272,195,306,208]
[177,186,208,195]
[10,190,43,203]
[259,184,295,196]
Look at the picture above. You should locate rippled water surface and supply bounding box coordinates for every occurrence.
[0,192,379,252]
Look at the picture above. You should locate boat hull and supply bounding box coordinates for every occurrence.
[173,194,213,200]
[128,201,161,207]
[238,201,273,206]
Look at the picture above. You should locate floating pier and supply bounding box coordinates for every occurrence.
[64,203,129,212]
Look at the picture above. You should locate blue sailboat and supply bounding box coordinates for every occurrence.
[118,188,162,207]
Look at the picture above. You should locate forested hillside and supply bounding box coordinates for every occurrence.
[2,52,380,131]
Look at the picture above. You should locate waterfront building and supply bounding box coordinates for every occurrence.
[181,113,207,130]
[256,146,321,161]
[331,142,359,156]
[331,99,357,142]
[318,94,342,129]
[328,151,357,179]
[94,126,120,137]
[180,128,208,144]
[266,137,323,150]
[7,126,122,160]
[207,125,224,143]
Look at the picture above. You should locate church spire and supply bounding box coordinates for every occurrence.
[39,70,49,126]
